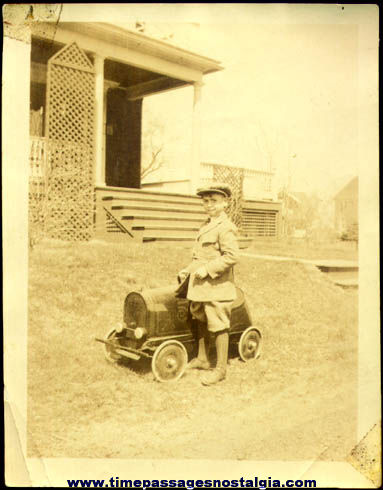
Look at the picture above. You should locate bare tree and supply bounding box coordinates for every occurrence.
[282,150,297,236]
[254,122,280,173]
[141,112,165,180]
[140,144,163,180]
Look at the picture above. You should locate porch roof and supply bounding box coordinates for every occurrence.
[31,21,223,84]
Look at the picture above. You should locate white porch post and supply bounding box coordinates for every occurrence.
[190,81,204,194]
[94,54,105,186]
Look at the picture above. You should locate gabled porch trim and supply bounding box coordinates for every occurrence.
[32,22,223,83]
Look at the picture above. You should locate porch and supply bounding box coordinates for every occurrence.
[30,22,219,192]
[30,136,281,244]
[28,22,281,244]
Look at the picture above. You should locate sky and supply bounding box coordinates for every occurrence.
[184,21,360,196]
[59,4,378,198]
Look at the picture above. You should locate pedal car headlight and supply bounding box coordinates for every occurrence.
[115,322,125,333]
[134,327,147,339]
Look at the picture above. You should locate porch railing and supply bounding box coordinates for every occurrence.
[201,162,275,201]
[29,142,276,202]
[29,136,47,179]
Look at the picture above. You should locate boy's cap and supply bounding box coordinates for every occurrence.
[196,182,232,198]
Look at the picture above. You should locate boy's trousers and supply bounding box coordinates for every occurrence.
[189,300,233,333]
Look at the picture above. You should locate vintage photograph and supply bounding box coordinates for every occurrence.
[3,3,380,488]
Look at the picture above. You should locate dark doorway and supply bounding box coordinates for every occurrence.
[105,88,142,188]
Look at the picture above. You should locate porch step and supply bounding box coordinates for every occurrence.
[102,195,203,212]
[142,235,253,249]
[331,277,358,289]
[312,260,359,289]
[111,204,206,220]
[95,186,252,248]
[141,226,199,239]
[325,270,359,279]
[314,260,358,273]
[143,236,194,243]
[96,185,202,205]
[121,215,205,227]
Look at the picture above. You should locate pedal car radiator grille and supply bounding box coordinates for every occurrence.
[124,293,147,329]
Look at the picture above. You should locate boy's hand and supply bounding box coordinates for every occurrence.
[195,266,208,279]
[177,269,189,283]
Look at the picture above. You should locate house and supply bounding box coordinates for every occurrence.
[334,176,358,236]
[4,9,281,244]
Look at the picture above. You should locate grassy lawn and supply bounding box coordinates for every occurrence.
[248,237,358,261]
[28,239,358,461]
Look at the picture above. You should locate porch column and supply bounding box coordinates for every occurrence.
[94,54,105,186]
[190,81,204,193]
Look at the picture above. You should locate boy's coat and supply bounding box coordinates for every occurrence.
[184,213,239,302]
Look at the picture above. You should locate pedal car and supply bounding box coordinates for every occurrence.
[95,284,262,382]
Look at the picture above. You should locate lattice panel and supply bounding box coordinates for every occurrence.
[45,42,95,241]
[242,209,278,237]
[47,66,94,146]
[50,41,94,71]
[212,165,244,229]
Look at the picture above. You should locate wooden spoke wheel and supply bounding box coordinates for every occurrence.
[104,328,124,364]
[238,327,262,362]
[151,340,187,382]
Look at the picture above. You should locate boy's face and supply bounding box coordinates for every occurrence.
[201,192,228,218]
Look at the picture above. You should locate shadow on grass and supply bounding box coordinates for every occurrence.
[117,356,152,376]
[113,342,244,377]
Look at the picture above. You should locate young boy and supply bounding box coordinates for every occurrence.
[178,182,239,386]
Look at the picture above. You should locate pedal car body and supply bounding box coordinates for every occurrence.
[96,285,262,382]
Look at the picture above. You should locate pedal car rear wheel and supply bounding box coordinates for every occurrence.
[152,340,187,382]
[104,327,124,363]
[238,327,262,361]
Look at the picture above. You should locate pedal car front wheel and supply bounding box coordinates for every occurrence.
[238,327,262,361]
[152,340,187,382]
[104,327,124,363]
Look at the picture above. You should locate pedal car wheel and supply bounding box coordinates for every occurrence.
[104,328,124,363]
[152,340,187,382]
[238,327,262,361]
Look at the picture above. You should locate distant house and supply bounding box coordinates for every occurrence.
[333,177,358,235]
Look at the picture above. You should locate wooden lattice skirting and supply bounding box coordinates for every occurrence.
[212,165,244,229]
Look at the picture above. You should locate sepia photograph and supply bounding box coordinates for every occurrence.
[3,3,380,488]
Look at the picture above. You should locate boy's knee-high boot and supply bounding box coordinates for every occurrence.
[188,321,210,370]
[197,322,210,362]
[216,330,229,372]
[201,330,229,385]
